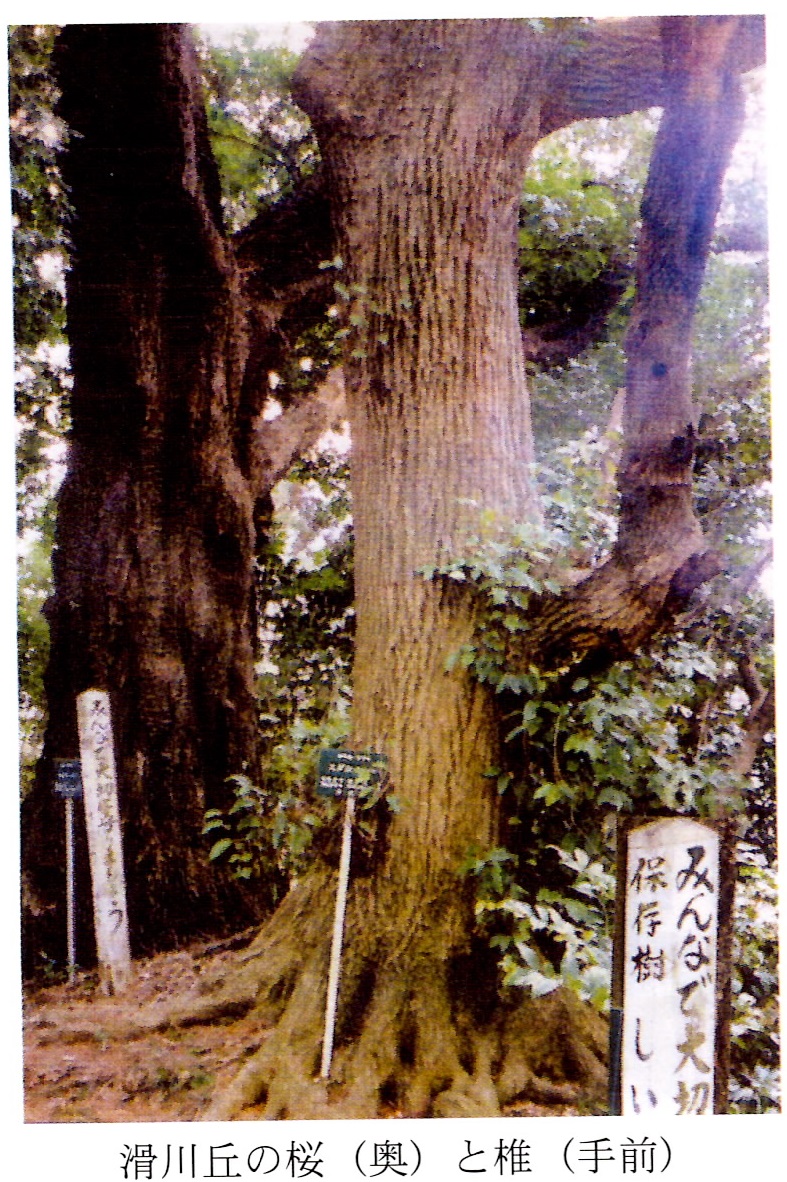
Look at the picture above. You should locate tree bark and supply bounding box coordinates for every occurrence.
[21,25,268,961]
[199,19,607,1120]
[22,25,339,965]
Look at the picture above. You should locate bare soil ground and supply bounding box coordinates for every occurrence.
[23,931,580,1123]
[23,932,269,1123]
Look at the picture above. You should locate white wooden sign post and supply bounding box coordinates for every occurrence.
[76,689,132,994]
[612,816,733,1115]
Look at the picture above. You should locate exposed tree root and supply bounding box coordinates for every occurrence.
[31,868,608,1118]
[196,874,608,1120]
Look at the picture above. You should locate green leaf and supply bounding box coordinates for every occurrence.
[202,817,226,833]
[563,733,602,760]
[208,838,233,861]
[497,772,513,795]
[597,786,631,809]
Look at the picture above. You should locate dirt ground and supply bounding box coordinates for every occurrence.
[22,931,271,1123]
[23,930,580,1123]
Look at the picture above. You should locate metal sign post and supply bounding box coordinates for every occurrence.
[54,760,83,984]
[316,749,388,1080]
[320,789,356,1080]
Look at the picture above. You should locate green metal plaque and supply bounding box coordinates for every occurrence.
[316,749,389,798]
[54,759,83,800]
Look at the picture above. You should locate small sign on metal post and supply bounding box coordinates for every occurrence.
[54,759,83,800]
[611,815,734,1116]
[54,759,83,984]
[318,749,388,1080]
[316,748,389,798]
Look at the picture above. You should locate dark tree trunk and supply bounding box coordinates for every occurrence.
[24,25,269,963]
[22,26,345,968]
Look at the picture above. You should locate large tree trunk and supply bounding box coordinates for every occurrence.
[199,20,609,1121]
[22,25,345,968]
[313,16,543,962]
[191,17,751,1120]
[21,25,269,963]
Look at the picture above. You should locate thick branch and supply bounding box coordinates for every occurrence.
[540,14,764,136]
[510,18,747,673]
[233,168,334,298]
[712,224,768,254]
[250,368,346,498]
[232,170,337,456]
[540,18,666,135]
[729,685,775,779]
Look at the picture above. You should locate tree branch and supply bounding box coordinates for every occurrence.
[250,367,346,499]
[540,14,764,136]
[509,18,749,674]
[729,685,775,779]
[233,167,334,296]
[712,224,768,254]
[540,18,667,136]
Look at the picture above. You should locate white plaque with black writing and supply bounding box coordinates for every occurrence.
[621,816,720,1115]
[76,688,132,993]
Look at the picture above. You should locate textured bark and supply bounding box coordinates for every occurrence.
[22,26,339,965]
[21,25,266,961]
[251,368,346,495]
[194,19,606,1120]
[538,14,763,135]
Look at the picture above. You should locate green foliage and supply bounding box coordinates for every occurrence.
[203,745,398,891]
[464,842,615,1009]
[203,770,336,888]
[9,25,69,352]
[423,511,567,690]
[11,26,71,793]
[17,535,52,795]
[10,23,71,536]
[195,29,317,230]
[691,253,771,558]
[429,367,775,1104]
[203,434,355,888]
[729,854,780,1112]
[255,443,354,749]
[518,143,637,336]
[10,24,70,527]
[520,111,657,449]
